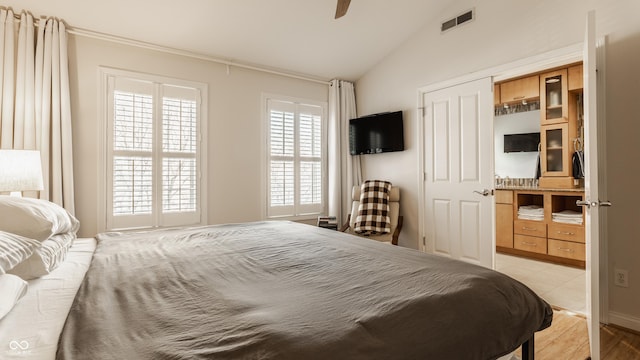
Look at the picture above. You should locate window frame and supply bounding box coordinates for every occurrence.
[262,94,328,221]
[98,67,208,232]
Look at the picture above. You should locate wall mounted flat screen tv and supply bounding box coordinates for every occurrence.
[504,132,540,153]
[349,111,404,155]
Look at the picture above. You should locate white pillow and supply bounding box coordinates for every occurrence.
[0,274,28,319]
[0,195,79,241]
[8,232,76,280]
[0,231,41,274]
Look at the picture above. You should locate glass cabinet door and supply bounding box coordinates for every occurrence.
[541,123,570,177]
[540,69,568,125]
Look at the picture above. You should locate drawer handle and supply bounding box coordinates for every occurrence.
[556,231,575,235]
[522,227,537,231]
[557,247,574,253]
[521,242,538,246]
[513,96,525,100]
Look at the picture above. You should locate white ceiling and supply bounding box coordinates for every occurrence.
[2,0,453,81]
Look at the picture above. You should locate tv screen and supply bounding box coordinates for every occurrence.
[504,132,540,153]
[349,111,404,155]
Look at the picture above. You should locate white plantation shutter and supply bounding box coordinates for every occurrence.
[162,157,196,212]
[112,89,154,218]
[159,85,199,226]
[298,108,322,209]
[113,156,153,215]
[269,101,296,215]
[267,98,325,218]
[105,74,205,230]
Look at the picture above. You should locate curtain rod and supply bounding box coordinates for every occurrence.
[8,10,331,86]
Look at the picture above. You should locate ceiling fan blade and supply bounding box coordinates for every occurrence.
[335,0,351,19]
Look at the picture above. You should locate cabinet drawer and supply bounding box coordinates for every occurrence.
[548,223,585,243]
[495,190,513,204]
[514,234,547,255]
[514,220,546,238]
[548,239,585,261]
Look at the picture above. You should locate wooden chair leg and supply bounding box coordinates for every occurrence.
[391,216,403,245]
[339,214,351,232]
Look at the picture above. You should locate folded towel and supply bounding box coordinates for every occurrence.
[552,210,583,218]
[552,209,583,224]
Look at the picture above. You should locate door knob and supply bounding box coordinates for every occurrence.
[473,189,493,197]
[576,200,613,208]
[576,200,591,208]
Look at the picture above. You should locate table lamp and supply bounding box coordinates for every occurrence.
[0,150,44,197]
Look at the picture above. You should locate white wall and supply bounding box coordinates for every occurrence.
[67,35,328,238]
[355,0,640,328]
[494,111,540,179]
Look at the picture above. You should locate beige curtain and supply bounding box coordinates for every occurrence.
[328,79,361,224]
[0,8,75,214]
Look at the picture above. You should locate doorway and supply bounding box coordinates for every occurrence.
[492,85,587,314]
[492,67,587,315]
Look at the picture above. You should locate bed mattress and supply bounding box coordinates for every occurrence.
[0,238,96,360]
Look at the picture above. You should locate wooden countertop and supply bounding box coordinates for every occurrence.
[495,186,585,193]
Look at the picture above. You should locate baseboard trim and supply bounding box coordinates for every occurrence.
[608,311,640,333]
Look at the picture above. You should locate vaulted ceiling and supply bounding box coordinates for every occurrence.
[1,0,454,81]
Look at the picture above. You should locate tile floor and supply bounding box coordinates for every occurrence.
[495,253,586,314]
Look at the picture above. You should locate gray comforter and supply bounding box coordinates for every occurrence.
[57,221,552,360]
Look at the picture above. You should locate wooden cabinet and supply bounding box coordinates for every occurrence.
[494,63,586,266]
[494,84,500,106]
[495,190,513,248]
[538,65,581,189]
[540,69,569,125]
[499,75,539,104]
[496,190,585,268]
[547,193,585,262]
[568,64,583,91]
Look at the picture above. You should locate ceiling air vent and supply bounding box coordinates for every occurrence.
[441,9,474,33]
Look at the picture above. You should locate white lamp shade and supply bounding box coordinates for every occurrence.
[0,150,44,192]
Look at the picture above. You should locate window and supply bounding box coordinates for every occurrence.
[100,69,207,230]
[265,97,326,218]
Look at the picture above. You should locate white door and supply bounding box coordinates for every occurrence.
[582,10,608,359]
[421,77,494,268]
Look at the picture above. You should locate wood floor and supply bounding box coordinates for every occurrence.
[514,309,640,359]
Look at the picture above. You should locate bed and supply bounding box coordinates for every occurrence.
[0,193,552,359]
[0,238,96,359]
[35,221,551,360]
